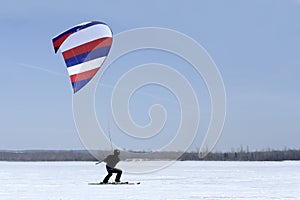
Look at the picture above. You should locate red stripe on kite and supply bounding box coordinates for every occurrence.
[53,32,72,52]
[62,37,112,60]
[70,67,100,83]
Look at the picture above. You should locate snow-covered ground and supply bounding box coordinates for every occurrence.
[1,161,300,200]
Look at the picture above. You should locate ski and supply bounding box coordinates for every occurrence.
[89,182,140,185]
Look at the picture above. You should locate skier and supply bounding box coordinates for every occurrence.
[101,149,122,183]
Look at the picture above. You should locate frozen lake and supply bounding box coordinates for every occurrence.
[1,161,300,200]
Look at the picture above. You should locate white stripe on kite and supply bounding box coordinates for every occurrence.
[60,24,112,52]
[67,56,106,76]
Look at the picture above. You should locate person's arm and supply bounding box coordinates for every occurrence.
[95,156,108,165]
[95,160,103,165]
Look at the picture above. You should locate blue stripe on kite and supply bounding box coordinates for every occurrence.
[72,78,92,93]
[64,46,111,67]
[53,21,106,43]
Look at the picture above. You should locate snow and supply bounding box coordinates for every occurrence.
[1,161,300,199]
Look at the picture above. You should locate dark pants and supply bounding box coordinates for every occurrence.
[103,166,122,183]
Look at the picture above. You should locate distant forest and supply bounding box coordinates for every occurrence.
[1,149,300,161]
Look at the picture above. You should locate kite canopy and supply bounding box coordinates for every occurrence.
[52,21,112,93]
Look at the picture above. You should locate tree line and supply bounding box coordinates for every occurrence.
[0,149,300,161]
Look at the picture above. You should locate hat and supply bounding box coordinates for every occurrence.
[114,149,120,155]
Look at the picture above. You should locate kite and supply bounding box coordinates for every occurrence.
[52,21,112,93]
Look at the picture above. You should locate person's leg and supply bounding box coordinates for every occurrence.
[102,172,112,183]
[103,166,113,183]
[113,168,122,182]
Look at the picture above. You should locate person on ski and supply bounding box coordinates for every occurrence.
[102,149,122,183]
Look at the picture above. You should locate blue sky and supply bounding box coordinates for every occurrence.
[0,0,299,151]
